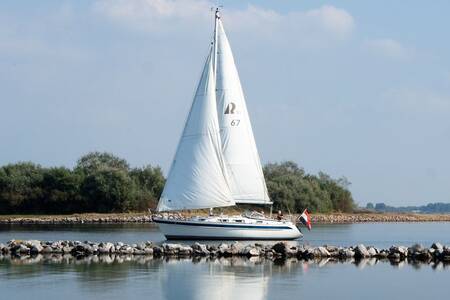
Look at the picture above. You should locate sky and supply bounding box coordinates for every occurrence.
[1,0,449,206]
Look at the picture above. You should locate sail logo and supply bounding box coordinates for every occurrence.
[224,102,237,114]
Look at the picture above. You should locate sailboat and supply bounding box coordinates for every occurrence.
[153,9,302,240]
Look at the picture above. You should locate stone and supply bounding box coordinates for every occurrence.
[143,247,154,255]
[30,244,44,254]
[431,242,443,252]
[192,243,209,256]
[247,247,260,257]
[367,247,378,257]
[41,246,53,254]
[343,249,355,258]
[317,246,331,257]
[133,249,146,255]
[218,243,230,256]
[120,246,134,254]
[354,244,370,258]
[16,244,30,254]
[227,242,243,255]
[272,242,287,256]
[153,246,164,256]
[178,246,193,256]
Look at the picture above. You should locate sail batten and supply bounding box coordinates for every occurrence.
[157,48,235,212]
[215,19,271,205]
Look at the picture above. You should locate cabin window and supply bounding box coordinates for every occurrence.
[235,220,243,223]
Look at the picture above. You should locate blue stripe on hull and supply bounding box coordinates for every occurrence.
[153,218,293,230]
[165,235,300,241]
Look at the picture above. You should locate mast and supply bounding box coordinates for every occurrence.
[213,7,220,76]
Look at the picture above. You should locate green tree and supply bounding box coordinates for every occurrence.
[41,167,84,213]
[130,165,165,210]
[80,168,134,212]
[264,161,354,213]
[75,152,129,174]
[0,162,44,213]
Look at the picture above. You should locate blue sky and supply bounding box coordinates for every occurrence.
[1,0,449,206]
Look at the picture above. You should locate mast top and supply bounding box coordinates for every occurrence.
[215,7,220,19]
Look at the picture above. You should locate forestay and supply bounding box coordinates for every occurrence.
[214,18,271,205]
[157,48,235,212]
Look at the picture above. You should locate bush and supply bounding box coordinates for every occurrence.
[264,161,355,213]
[0,152,165,214]
[0,154,354,214]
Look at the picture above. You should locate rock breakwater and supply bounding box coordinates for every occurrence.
[0,214,152,225]
[1,240,450,264]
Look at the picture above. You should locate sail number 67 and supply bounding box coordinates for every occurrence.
[231,119,240,126]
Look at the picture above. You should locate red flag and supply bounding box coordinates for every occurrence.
[300,209,312,230]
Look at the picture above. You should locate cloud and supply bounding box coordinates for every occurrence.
[363,38,412,60]
[92,0,211,32]
[379,88,450,115]
[93,1,355,41]
[304,5,355,38]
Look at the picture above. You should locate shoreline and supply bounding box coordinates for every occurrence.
[1,212,450,225]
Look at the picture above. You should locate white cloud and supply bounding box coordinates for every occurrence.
[93,0,211,32]
[304,5,355,38]
[379,88,450,114]
[93,1,355,41]
[364,38,412,60]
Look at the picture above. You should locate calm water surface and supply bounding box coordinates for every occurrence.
[1,222,449,300]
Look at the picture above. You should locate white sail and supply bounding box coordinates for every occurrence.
[157,48,234,212]
[215,17,271,205]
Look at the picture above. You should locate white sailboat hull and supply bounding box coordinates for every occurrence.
[153,217,302,240]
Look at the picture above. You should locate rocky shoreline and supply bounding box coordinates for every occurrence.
[1,240,450,265]
[1,212,450,225]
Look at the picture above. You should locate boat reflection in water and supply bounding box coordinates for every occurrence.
[161,257,271,300]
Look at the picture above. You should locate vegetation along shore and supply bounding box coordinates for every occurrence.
[1,212,450,225]
[0,152,354,215]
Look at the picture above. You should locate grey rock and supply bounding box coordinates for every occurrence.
[120,246,134,254]
[153,246,164,256]
[178,246,192,256]
[133,249,146,255]
[272,242,287,256]
[143,247,154,255]
[229,242,243,255]
[248,247,260,256]
[354,244,370,258]
[367,247,378,257]
[431,242,443,252]
[192,243,209,256]
[317,246,331,257]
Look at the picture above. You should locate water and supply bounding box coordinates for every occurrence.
[2,222,450,248]
[1,222,449,300]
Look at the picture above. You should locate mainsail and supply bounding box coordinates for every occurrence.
[214,15,271,205]
[157,48,235,212]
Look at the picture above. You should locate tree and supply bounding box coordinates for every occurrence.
[130,165,165,210]
[263,161,354,213]
[41,167,84,213]
[0,162,44,213]
[80,168,134,212]
[75,152,129,175]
